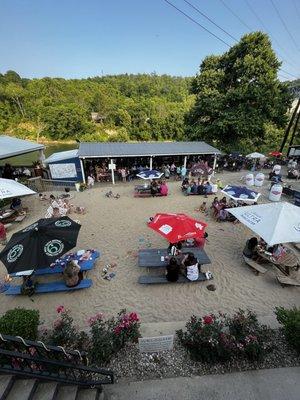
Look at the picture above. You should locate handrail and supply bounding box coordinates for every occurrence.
[0,334,114,387]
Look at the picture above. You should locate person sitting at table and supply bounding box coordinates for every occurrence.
[63,260,83,288]
[220,197,227,206]
[181,252,199,281]
[150,180,159,196]
[243,237,259,259]
[197,182,206,195]
[204,181,213,195]
[10,197,22,212]
[168,241,183,256]
[160,181,169,196]
[20,273,36,296]
[190,181,198,194]
[182,177,189,192]
[166,257,180,282]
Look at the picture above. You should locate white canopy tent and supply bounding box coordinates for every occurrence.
[246,152,266,159]
[228,202,300,246]
[0,178,36,200]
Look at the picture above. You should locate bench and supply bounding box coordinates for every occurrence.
[5,278,93,295]
[293,243,300,252]
[277,275,300,287]
[10,251,100,277]
[243,255,267,275]
[138,272,210,284]
[134,192,164,198]
[138,248,211,268]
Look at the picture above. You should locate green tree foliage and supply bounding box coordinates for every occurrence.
[187,32,292,151]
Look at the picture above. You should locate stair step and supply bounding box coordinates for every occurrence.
[76,388,100,400]
[5,379,35,400]
[31,382,58,400]
[55,385,78,400]
[0,375,13,399]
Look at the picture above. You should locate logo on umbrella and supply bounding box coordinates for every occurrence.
[195,223,204,230]
[55,220,72,228]
[294,223,300,233]
[22,223,38,232]
[7,245,24,263]
[44,240,64,256]
[159,224,173,235]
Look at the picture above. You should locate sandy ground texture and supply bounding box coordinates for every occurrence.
[0,169,299,330]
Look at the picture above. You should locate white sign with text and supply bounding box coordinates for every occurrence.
[138,335,174,353]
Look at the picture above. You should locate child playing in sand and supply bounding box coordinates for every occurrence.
[195,201,207,213]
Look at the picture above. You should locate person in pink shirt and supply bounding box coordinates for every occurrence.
[160,181,169,196]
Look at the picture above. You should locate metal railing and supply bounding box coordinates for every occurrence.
[0,334,114,388]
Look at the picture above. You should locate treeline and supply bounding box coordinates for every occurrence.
[0,32,297,152]
[0,71,193,142]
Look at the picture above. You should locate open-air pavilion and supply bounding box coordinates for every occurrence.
[78,141,221,183]
[0,135,45,164]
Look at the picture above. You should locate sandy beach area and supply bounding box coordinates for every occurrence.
[0,170,299,330]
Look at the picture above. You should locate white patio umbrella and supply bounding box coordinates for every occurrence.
[246,152,266,159]
[227,202,300,245]
[0,178,36,200]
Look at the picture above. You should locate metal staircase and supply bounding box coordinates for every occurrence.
[0,334,114,400]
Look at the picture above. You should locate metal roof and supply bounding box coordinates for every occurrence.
[0,135,45,160]
[44,149,78,163]
[78,141,221,158]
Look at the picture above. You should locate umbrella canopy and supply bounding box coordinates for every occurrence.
[0,178,35,200]
[148,213,207,243]
[136,169,164,180]
[190,162,213,176]
[227,202,300,246]
[0,216,81,274]
[246,152,266,159]
[269,151,282,157]
[221,185,261,203]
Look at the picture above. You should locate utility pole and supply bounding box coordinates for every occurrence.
[280,97,300,153]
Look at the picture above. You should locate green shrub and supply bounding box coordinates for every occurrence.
[89,310,141,365]
[0,308,40,340]
[275,306,300,353]
[177,310,271,363]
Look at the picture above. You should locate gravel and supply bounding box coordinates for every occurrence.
[108,329,300,382]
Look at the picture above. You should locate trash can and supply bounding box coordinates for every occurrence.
[269,184,283,202]
[254,173,265,187]
[245,173,254,187]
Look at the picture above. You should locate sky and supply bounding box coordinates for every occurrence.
[0,0,299,80]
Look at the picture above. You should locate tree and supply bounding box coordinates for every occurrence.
[186,32,292,150]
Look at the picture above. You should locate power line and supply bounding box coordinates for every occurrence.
[280,69,299,79]
[293,0,300,21]
[270,0,300,52]
[182,0,238,42]
[162,0,231,47]
[244,0,300,71]
[219,0,252,31]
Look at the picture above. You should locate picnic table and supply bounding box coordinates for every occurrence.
[257,246,299,275]
[138,248,211,268]
[134,185,151,192]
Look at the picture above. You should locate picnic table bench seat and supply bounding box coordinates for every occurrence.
[134,191,164,198]
[138,248,211,268]
[139,272,210,284]
[5,279,93,295]
[276,275,300,287]
[10,251,100,277]
[243,255,267,275]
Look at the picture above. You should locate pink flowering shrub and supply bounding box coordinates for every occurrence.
[177,310,271,363]
[43,306,89,352]
[89,309,141,365]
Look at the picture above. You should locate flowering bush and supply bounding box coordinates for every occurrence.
[89,309,141,365]
[275,306,300,353]
[177,310,271,363]
[44,306,89,351]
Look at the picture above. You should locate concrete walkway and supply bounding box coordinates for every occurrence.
[105,367,300,400]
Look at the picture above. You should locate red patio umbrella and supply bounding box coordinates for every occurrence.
[269,151,282,157]
[148,213,207,243]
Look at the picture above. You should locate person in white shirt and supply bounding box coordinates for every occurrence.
[181,252,199,281]
[87,174,95,189]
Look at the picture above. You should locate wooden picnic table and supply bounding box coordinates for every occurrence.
[138,248,211,268]
[257,247,299,275]
[134,184,151,192]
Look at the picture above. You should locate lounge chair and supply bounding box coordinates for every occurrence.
[139,272,211,284]
[138,248,211,268]
[277,275,300,287]
[5,279,93,295]
[10,251,100,277]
